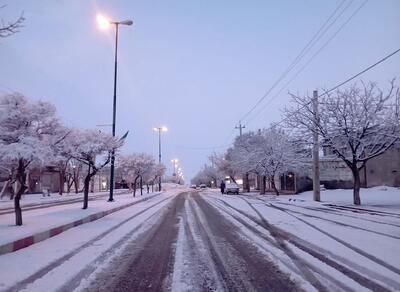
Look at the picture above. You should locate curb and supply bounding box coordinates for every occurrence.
[0,192,162,256]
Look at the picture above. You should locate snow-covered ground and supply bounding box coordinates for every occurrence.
[0,185,187,291]
[201,188,400,291]
[0,184,185,246]
[243,186,400,212]
[290,186,400,210]
[1,186,399,291]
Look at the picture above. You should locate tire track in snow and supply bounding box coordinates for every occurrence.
[241,197,399,292]
[263,202,400,275]
[204,194,392,292]
[191,193,302,292]
[259,202,400,240]
[248,196,400,228]
[7,194,172,292]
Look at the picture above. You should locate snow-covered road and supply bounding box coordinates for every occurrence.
[1,189,399,292]
[202,191,400,291]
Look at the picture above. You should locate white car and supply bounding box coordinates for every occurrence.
[199,184,207,189]
[225,183,239,194]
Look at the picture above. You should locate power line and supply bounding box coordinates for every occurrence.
[246,0,369,125]
[320,48,400,96]
[239,0,353,123]
[271,46,400,127]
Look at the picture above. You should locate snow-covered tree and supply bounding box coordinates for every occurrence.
[284,81,400,205]
[48,126,75,195]
[152,163,166,191]
[70,129,123,209]
[211,152,238,183]
[0,93,62,225]
[118,153,156,196]
[228,128,307,195]
[191,169,210,186]
[202,163,223,187]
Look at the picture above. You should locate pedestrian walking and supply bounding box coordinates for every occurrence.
[220,180,226,194]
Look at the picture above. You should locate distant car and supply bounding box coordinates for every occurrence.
[199,184,207,189]
[190,184,197,189]
[225,183,239,194]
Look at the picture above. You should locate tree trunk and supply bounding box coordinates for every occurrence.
[14,160,27,226]
[146,183,149,194]
[133,176,139,197]
[58,170,65,195]
[230,175,236,183]
[73,169,79,194]
[82,175,91,209]
[151,183,154,193]
[140,176,143,196]
[14,191,23,226]
[260,175,266,195]
[67,177,73,193]
[244,172,250,193]
[271,176,279,196]
[352,167,361,205]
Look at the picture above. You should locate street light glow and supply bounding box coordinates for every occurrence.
[154,126,168,132]
[97,14,110,29]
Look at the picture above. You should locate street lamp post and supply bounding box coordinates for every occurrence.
[153,126,168,191]
[98,15,133,202]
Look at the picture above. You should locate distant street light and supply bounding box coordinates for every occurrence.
[154,126,168,190]
[97,14,133,202]
[171,158,179,176]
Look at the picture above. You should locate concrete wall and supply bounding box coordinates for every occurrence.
[363,147,400,187]
[320,146,400,189]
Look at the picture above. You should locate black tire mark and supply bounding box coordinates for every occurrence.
[205,195,392,292]
[266,204,400,240]
[265,202,400,276]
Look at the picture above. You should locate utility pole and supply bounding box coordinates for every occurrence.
[312,90,321,202]
[235,121,250,192]
[235,121,245,136]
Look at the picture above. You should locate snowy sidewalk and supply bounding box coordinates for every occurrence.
[241,186,400,213]
[0,191,162,255]
[0,189,129,210]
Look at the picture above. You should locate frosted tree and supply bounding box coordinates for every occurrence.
[203,163,223,187]
[118,153,156,196]
[49,126,74,195]
[285,81,400,205]
[191,169,211,186]
[191,163,223,187]
[0,93,61,225]
[211,152,238,183]
[152,163,166,192]
[229,128,306,195]
[70,129,123,209]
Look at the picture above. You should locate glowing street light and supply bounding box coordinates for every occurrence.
[97,14,110,29]
[97,13,133,203]
[171,158,179,176]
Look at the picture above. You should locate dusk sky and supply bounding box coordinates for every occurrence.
[1,0,399,180]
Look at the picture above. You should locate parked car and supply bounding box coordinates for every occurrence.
[225,183,239,194]
[190,184,197,189]
[199,184,207,189]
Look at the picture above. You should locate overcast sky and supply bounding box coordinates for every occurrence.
[1,0,399,180]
